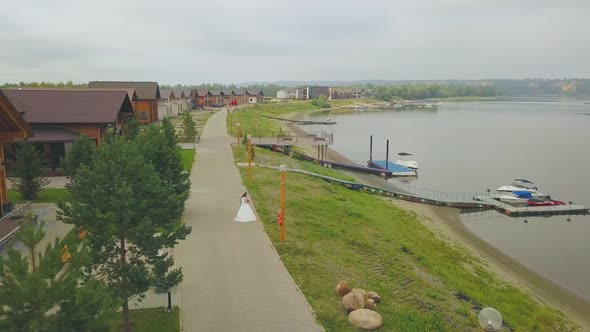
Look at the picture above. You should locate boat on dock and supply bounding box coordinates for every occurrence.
[496,179,547,198]
[395,152,419,170]
[368,160,417,177]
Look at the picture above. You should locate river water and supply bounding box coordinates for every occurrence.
[309,98,590,301]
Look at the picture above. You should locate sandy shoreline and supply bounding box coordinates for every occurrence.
[283,111,590,329]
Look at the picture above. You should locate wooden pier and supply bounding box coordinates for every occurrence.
[472,195,589,217]
[250,133,334,146]
[266,167,589,219]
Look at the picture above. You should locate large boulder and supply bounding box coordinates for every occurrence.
[336,280,352,297]
[352,288,367,300]
[342,291,365,312]
[348,309,383,330]
[367,291,381,304]
[364,298,376,310]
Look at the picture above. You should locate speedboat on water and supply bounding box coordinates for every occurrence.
[395,152,419,170]
[491,191,533,205]
[496,179,546,197]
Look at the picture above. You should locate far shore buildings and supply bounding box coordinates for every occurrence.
[88,81,160,124]
[276,86,366,100]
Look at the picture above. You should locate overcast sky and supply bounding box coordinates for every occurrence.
[1,0,589,85]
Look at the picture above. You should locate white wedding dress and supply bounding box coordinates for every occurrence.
[234,197,257,222]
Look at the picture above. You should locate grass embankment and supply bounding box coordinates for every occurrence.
[227,98,382,138]
[231,114,576,331]
[109,308,179,332]
[7,188,71,203]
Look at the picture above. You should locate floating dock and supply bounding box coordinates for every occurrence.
[472,195,589,217]
[369,160,417,177]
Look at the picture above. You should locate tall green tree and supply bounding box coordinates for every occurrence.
[16,218,45,272]
[125,117,140,140]
[137,122,190,217]
[0,237,116,332]
[181,112,197,143]
[58,136,191,332]
[12,140,49,200]
[63,134,96,177]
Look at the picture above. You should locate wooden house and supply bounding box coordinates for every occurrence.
[195,90,210,108]
[245,90,264,104]
[209,91,223,107]
[159,89,178,119]
[2,89,134,166]
[0,90,33,214]
[88,81,160,124]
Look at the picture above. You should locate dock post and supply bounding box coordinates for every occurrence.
[369,135,373,164]
[317,146,320,160]
[386,139,389,171]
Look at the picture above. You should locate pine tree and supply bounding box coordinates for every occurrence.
[126,117,140,140]
[181,112,197,142]
[16,218,45,272]
[0,235,116,331]
[63,134,96,177]
[12,140,49,200]
[136,124,189,218]
[58,136,191,332]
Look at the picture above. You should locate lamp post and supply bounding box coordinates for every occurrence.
[247,135,253,183]
[279,164,287,243]
[236,122,241,151]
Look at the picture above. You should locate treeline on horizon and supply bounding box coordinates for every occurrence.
[2,79,590,100]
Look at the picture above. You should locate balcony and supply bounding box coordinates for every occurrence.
[0,201,33,248]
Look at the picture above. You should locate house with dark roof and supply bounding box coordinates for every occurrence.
[173,90,190,113]
[159,89,178,119]
[182,89,192,111]
[88,81,160,124]
[233,90,245,104]
[2,89,133,166]
[245,90,264,104]
[195,90,210,108]
[0,90,33,215]
[208,91,223,107]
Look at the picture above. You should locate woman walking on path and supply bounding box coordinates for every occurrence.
[235,192,257,222]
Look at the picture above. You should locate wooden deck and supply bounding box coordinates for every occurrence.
[250,134,334,146]
[472,195,589,217]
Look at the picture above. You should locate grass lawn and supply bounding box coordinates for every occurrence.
[109,307,179,332]
[7,188,71,203]
[181,149,195,172]
[238,149,575,331]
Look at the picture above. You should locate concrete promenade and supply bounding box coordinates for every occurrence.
[178,110,323,331]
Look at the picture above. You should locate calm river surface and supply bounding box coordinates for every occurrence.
[310,98,590,301]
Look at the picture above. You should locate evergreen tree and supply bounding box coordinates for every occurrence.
[126,117,140,140]
[63,134,96,177]
[58,136,190,332]
[16,217,45,272]
[0,236,116,331]
[181,111,197,142]
[12,140,49,200]
[136,123,190,217]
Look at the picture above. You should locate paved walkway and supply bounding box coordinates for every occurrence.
[179,110,323,332]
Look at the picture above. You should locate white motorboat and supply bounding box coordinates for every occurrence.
[496,179,546,197]
[491,191,533,205]
[395,152,419,170]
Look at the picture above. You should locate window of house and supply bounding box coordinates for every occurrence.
[138,111,148,121]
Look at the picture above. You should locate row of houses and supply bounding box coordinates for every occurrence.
[276,86,366,100]
[191,90,264,108]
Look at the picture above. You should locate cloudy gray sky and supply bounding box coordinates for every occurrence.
[1,0,589,85]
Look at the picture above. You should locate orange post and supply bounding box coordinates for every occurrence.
[247,136,252,182]
[280,165,286,243]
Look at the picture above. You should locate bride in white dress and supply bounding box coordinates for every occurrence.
[234,192,257,222]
